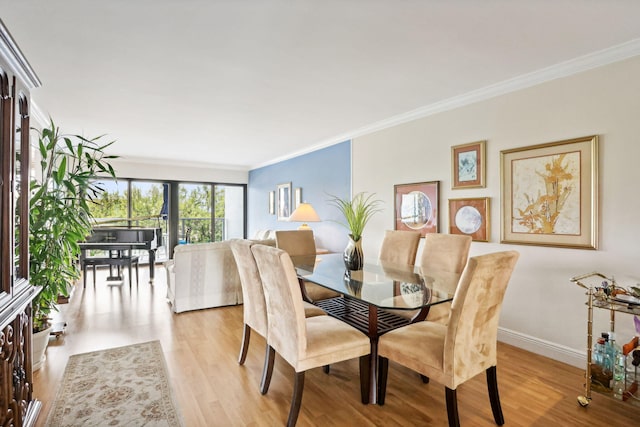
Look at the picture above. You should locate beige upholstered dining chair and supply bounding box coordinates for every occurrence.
[420,234,472,324]
[389,234,471,384]
[229,240,325,392]
[377,250,520,427]
[275,230,340,302]
[384,233,472,324]
[378,230,421,321]
[275,229,316,256]
[251,245,371,427]
[378,230,421,265]
[420,233,472,273]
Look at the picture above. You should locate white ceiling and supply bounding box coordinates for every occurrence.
[2,1,640,170]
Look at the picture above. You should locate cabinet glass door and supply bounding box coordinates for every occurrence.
[0,68,8,295]
[14,94,29,284]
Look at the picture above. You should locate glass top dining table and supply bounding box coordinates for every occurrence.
[293,253,460,312]
[292,252,461,404]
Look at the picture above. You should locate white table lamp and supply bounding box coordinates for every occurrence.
[288,202,321,230]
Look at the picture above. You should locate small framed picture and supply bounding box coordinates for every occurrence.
[394,181,439,237]
[294,187,302,209]
[277,182,292,221]
[448,197,489,242]
[452,140,486,189]
[269,191,275,215]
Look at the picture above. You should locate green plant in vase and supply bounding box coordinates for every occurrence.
[328,192,383,270]
[30,119,117,333]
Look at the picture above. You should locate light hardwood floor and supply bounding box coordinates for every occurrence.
[33,265,639,426]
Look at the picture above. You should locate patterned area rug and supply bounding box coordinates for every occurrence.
[45,340,183,426]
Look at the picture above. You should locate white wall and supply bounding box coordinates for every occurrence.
[352,56,640,367]
[110,158,248,183]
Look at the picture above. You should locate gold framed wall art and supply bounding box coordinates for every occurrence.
[452,140,485,189]
[500,135,598,249]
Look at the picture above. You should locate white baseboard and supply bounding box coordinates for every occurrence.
[498,327,586,369]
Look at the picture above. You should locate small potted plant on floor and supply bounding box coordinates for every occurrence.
[30,119,117,369]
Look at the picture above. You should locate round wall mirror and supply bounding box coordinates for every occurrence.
[400,191,431,229]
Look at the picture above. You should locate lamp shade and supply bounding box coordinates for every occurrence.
[288,203,321,229]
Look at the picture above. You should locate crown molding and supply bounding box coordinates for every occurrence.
[113,155,250,172]
[254,37,640,170]
[0,18,41,89]
[348,38,640,140]
[250,138,348,170]
[29,101,48,129]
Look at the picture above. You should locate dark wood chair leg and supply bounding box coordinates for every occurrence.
[420,374,430,383]
[83,263,87,288]
[238,324,251,365]
[298,278,312,303]
[322,365,330,374]
[377,356,389,405]
[445,387,460,427]
[135,260,139,284]
[287,371,305,427]
[359,355,370,404]
[486,366,504,425]
[260,345,275,395]
[93,265,97,286]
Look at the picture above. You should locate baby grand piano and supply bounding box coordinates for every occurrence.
[79,227,163,283]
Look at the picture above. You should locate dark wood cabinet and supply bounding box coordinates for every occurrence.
[0,19,42,426]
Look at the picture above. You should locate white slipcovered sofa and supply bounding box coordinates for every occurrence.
[165,231,275,313]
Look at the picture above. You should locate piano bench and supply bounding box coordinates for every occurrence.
[82,255,139,288]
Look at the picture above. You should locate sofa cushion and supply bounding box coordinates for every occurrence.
[253,229,276,240]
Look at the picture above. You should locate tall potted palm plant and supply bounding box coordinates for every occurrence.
[328,192,382,270]
[30,119,117,368]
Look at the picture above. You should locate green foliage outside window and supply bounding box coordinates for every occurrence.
[179,184,211,242]
[89,185,128,220]
[132,185,165,219]
[88,181,227,242]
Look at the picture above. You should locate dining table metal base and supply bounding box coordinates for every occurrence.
[314,296,414,403]
[314,297,411,335]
